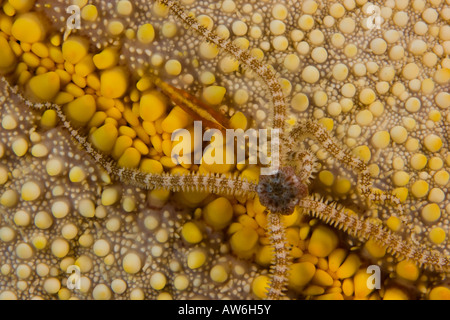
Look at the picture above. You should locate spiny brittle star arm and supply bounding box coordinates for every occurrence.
[265,211,291,300]
[284,149,318,184]
[154,0,288,157]
[7,80,258,197]
[298,197,450,272]
[290,119,404,215]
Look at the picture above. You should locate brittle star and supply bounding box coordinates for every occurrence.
[4,0,450,300]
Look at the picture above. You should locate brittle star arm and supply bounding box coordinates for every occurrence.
[14,89,259,197]
[298,196,450,272]
[155,0,288,159]
[284,149,318,184]
[265,211,291,300]
[57,106,258,196]
[289,120,403,215]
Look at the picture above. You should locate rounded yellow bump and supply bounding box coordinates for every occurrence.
[16,264,31,279]
[75,255,93,273]
[69,166,86,183]
[165,59,182,76]
[34,211,53,229]
[0,36,17,73]
[173,275,189,291]
[0,226,16,242]
[352,145,371,163]
[230,226,258,256]
[396,260,419,281]
[435,92,450,109]
[229,111,248,130]
[429,227,446,245]
[219,56,239,73]
[100,67,129,99]
[421,203,440,223]
[117,147,141,168]
[423,134,442,152]
[111,279,127,294]
[21,181,41,201]
[187,249,206,269]
[301,65,320,83]
[429,286,450,300]
[210,265,228,283]
[122,252,142,274]
[65,94,96,125]
[308,225,338,258]
[336,253,361,279]
[371,131,390,149]
[181,222,203,244]
[392,171,410,187]
[428,157,443,170]
[0,291,17,300]
[405,97,421,113]
[410,153,427,171]
[298,14,314,31]
[92,284,111,300]
[434,170,449,186]
[392,187,408,203]
[43,278,61,295]
[364,239,386,258]
[202,197,233,230]
[81,4,98,21]
[11,12,46,43]
[61,36,89,65]
[383,287,408,300]
[333,178,351,195]
[93,47,119,70]
[428,188,445,203]
[149,272,166,290]
[359,88,376,105]
[354,270,373,298]
[137,23,155,43]
[16,242,34,259]
[202,86,226,105]
[93,239,110,257]
[61,223,78,240]
[411,180,429,198]
[318,170,334,187]
[252,275,270,299]
[140,90,167,121]
[0,189,19,207]
[78,199,95,218]
[291,93,309,112]
[386,216,402,232]
[284,53,300,71]
[14,210,31,227]
[434,68,450,85]
[28,72,60,101]
[199,42,219,59]
[161,106,191,133]
[332,63,348,81]
[312,269,334,287]
[101,187,120,206]
[140,159,164,174]
[288,262,316,290]
[90,123,118,154]
[390,126,408,144]
[51,238,70,258]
